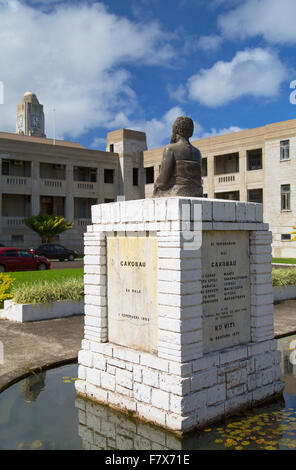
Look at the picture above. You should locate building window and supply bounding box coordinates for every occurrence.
[214,191,240,201]
[133,168,139,186]
[40,196,65,217]
[2,159,31,177]
[11,235,24,242]
[281,234,291,241]
[214,153,239,175]
[40,163,65,180]
[2,194,31,217]
[104,198,115,203]
[74,198,97,219]
[145,166,154,184]
[247,188,263,204]
[74,166,97,182]
[247,149,262,170]
[109,144,114,152]
[202,158,207,177]
[104,169,114,184]
[280,140,290,161]
[281,184,291,210]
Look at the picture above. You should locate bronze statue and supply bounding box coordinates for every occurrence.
[153,116,203,197]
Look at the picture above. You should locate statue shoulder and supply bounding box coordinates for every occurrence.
[191,144,202,159]
[163,143,176,156]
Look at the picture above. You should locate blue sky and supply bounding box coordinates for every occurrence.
[0,0,295,150]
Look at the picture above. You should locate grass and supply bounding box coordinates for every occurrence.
[10,268,83,289]
[273,258,296,264]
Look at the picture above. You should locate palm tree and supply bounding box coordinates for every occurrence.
[291,225,296,241]
[24,213,74,244]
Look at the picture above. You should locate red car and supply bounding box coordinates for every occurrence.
[0,247,50,272]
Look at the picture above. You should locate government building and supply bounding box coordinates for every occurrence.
[1,91,295,257]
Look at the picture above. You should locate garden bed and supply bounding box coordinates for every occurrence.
[273,285,296,302]
[0,299,84,322]
[0,273,84,322]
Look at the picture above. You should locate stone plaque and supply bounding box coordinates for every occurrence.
[202,231,251,353]
[107,235,158,353]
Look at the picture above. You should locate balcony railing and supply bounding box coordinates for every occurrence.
[75,218,92,228]
[74,181,98,193]
[1,175,31,188]
[2,217,25,227]
[214,173,239,186]
[41,179,66,192]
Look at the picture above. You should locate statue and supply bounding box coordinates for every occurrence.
[153,116,203,198]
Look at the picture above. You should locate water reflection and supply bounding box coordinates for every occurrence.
[76,396,182,450]
[1,335,296,450]
[74,334,296,451]
[19,371,46,403]
[75,391,296,450]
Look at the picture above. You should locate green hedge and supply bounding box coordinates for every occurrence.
[6,268,296,306]
[11,278,84,304]
[272,268,296,288]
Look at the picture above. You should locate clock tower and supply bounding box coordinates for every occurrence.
[16,91,46,138]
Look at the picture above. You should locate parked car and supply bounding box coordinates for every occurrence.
[31,244,78,261]
[0,247,50,272]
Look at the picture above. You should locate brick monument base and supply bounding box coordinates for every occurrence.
[75,197,284,434]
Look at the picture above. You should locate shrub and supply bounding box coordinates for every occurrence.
[272,268,296,288]
[11,278,84,304]
[0,273,14,308]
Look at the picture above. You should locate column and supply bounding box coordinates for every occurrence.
[207,154,215,198]
[97,167,105,203]
[249,230,274,343]
[157,199,203,363]
[65,163,74,221]
[239,150,247,201]
[31,160,40,215]
[83,230,108,342]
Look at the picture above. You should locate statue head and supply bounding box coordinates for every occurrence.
[170,116,194,144]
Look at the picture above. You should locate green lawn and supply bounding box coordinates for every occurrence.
[273,258,296,264]
[9,268,83,289]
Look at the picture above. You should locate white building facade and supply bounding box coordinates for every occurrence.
[1,91,296,257]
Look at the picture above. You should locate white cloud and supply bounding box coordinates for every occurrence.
[198,125,245,139]
[187,48,288,107]
[218,0,296,44]
[167,84,187,103]
[91,105,243,150]
[0,0,175,138]
[197,35,222,51]
[92,106,190,150]
[141,106,195,148]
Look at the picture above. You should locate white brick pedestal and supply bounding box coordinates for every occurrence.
[75,197,284,434]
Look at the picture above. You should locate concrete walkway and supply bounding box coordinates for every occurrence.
[0,300,295,393]
[0,314,84,392]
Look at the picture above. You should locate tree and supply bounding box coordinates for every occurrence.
[291,225,296,241]
[24,213,74,243]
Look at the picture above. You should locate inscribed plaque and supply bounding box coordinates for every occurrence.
[107,236,158,353]
[202,231,251,353]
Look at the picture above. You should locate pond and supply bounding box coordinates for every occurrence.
[1,335,296,450]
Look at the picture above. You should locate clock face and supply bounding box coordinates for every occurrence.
[17,115,23,128]
[31,115,40,128]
